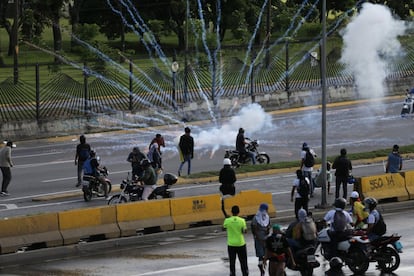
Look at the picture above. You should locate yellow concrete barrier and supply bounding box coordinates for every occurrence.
[401,171,414,200]
[170,194,223,230]
[115,199,174,237]
[0,213,62,254]
[359,173,409,201]
[58,206,120,245]
[222,190,276,218]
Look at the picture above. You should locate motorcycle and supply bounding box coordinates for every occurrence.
[286,245,320,276]
[317,224,403,274]
[82,166,112,202]
[401,94,414,117]
[224,138,270,168]
[107,173,177,205]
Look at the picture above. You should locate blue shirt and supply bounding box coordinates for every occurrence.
[387,152,402,173]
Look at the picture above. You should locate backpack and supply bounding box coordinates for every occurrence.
[372,212,387,236]
[79,147,90,162]
[301,217,317,241]
[332,210,347,232]
[297,178,310,198]
[304,150,315,167]
[82,158,93,175]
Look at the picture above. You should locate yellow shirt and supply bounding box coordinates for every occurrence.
[353,201,369,226]
[223,216,247,246]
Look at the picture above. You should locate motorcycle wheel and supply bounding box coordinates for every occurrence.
[229,156,240,168]
[106,181,112,194]
[107,194,127,205]
[347,246,369,274]
[83,189,92,202]
[256,153,270,164]
[377,246,400,273]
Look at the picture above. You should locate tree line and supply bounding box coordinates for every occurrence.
[0,0,413,59]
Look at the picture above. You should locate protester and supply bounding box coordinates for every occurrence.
[251,203,271,276]
[0,141,14,196]
[386,144,402,173]
[140,159,157,200]
[364,197,387,241]
[83,150,109,199]
[219,158,236,196]
[291,169,309,219]
[300,142,315,197]
[236,128,255,164]
[126,147,146,178]
[75,135,91,187]
[178,127,194,176]
[264,224,295,276]
[332,148,352,200]
[223,205,249,276]
[349,191,368,229]
[148,138,162,172]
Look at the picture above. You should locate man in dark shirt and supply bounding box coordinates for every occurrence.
[236,128,255,164]
[178,127,194,176]
[332,148,352,199]
[219,158,237,196]
[75,135,91,187]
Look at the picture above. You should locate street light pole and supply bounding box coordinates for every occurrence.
[13,0,19,84]
[319,0,328,208]
[171,61,179,110]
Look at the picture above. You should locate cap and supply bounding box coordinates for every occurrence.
[272,224,281,231]
[259,203,269,211]
[351,191,359,199]
[298,208,307,221]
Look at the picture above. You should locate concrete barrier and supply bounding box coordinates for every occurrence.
[0,213,62,254]
[58,206,120,245]
[115,199,174,237]
[222,190,276,218]
[401,171,414,200]
[359,173,409,201]
[170,194,223,230]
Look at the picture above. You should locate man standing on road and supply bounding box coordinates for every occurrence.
[291,170,309,219]
[0,141,14,196]
[251,203,271,276]
[223,205,249,276]
[178,127,194,176]
[300,142,315,197]
[386,144,402,173]
[332,148,352,200]
[75,135,91,187]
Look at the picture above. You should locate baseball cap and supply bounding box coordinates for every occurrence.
[259,203,269,211]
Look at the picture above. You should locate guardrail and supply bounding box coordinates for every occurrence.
[0,189,273,254]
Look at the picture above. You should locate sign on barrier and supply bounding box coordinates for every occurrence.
[170,194,223,230]
[115,199,174,237]
[360,173,409,201]
[222,190,276,218]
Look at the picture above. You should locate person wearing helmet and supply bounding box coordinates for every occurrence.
[385,144,402,173]
[84,150,109,199]
[251,203,271,276]
[219,158,237,196]
[75,135,91,187]
[325,257,345,276]
[236,127,256,165]
[323,198,353,258]
[332,148,352,199]
[364,197,387,241]
[140,158,157,200]
[349,191,368,228]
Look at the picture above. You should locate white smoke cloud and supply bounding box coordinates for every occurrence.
[340,3,407,98]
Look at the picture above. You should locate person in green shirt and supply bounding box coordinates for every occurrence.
[223,205,249,276]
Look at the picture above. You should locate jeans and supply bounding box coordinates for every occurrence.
[178,154,192,175]
[228,244,249,276]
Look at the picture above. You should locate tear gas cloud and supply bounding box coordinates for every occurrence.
[340,3,407,98]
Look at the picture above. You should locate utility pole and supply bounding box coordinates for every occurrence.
[265,0,271,69]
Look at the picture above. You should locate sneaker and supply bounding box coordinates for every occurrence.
[1,192,9,196]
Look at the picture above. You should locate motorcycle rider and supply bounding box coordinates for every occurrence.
[236,128,255,164]
[349,191,368,229]
[286,208,317,254]
[83,150,109,199]
[126,147,146,179]
[140,159,157,200]
[323,198,353,258]
[364,197,387,241]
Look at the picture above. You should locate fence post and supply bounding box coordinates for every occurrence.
[35,64,40,121]
[129,60,133,111]
[83,63,89,115]
[285,40,290,101]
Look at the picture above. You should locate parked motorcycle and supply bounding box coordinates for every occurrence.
[107,173,177,205]
[401,94,414,117]
[317,224,403,274]
[286,245,320,276]
[224,138,270,168]
[82,167,112,202]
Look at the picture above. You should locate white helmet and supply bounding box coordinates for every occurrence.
[223,158,231,166]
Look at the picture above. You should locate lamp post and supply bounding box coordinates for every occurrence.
[171,61,179,110]
[13,0,19,84]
